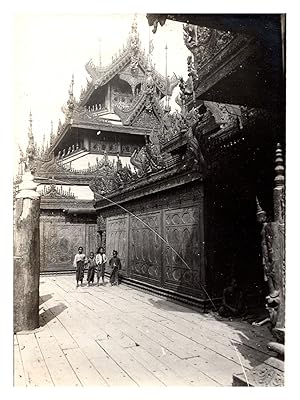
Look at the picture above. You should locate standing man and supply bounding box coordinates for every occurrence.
[73,246,87,287]
[96,246,107,286]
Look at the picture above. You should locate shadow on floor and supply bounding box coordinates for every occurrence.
[39,303,68,327]
[39,293,53,306]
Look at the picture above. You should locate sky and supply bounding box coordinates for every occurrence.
[13,13,190,159]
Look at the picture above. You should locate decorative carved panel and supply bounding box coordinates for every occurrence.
[40,218,97,272]
[129,211,162,283]
[106,215,128,276]
[86,225,98,256]
[40,221,84,272]
[132,109,160,129]
[91,139,120,154]
[163,207,204,296]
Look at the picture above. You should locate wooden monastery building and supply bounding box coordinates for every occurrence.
[15,15,285,311]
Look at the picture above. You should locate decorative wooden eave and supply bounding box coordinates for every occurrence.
[40,197,95,210]
[62,208,96,215]
[71,121,151,136]
[93,167,202,212]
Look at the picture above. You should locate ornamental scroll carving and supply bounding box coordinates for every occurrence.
[251,363,284,386]
[130,135,164,177]
[91,140,119,154]
[40,222,85,272]
[106,215,128,273]
[129,212,162,282]
[164,207,203,295]
[183,24,235,71]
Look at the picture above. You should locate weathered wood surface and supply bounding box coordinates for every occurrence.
[14,195,40,332]
[14,275,274,387]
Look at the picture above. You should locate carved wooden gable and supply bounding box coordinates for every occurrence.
[131,108,161,130]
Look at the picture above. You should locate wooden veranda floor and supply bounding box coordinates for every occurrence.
[14,275,275,387]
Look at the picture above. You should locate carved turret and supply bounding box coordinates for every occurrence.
[24,111,36,173]
[49,120,54,146]
[62,75,76,122]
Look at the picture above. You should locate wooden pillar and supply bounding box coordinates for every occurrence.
[272,143,285,342]
[14,171,41,332]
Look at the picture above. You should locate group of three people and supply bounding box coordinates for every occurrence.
[73,246,121,288]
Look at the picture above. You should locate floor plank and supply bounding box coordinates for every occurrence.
[17,332,54,386]
[97,339,165,386]
[35,325,81,386]
[15,275,274,387]
[63,348,107,386]
[14,343,26,387]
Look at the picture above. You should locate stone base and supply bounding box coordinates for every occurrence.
[232,357,284,386]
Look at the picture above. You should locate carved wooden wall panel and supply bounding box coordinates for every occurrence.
[106,215,128,275]
[85,224,98,255]
[163,207,204,297]
[129,211,162,284]
[40,217,97,272]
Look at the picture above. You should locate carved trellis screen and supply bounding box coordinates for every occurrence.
[106,205,204,296]
[105,215,129,276]
[40,217,97,272]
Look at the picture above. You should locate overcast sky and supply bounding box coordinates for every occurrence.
[13,13,190,156]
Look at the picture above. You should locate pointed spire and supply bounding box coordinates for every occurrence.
[147,23,154,68]
[50,120,55,145]
[65,75,75,121]
[129,13,139,46]
[98,37,102,68]
[69,74,74,97]
[42,133,46,154]
[28,110,33,140]
[131,13,138,33]
[256,196,267,223]
[256,196,264,215]
[165,44,170,111]
[25,110,36,172]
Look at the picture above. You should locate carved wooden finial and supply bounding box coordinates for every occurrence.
[256,196,266,218]
[69,74,74,97]
[274,143,284,188]
[28,110,33,139]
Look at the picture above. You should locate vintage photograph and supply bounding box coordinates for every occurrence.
[12,12,285,388]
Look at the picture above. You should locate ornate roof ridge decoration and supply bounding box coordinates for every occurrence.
[183,24,235,70]
[40,183,76,199]
[61,74,77,124]
[79,20,177,106]
[89,132,166,196]
[113,65,166,128]
[72,104,113,125]
[18,111,55,175]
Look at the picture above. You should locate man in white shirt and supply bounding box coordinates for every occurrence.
[96,246,107,286]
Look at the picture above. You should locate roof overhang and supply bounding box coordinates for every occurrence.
[62,208,96,215]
